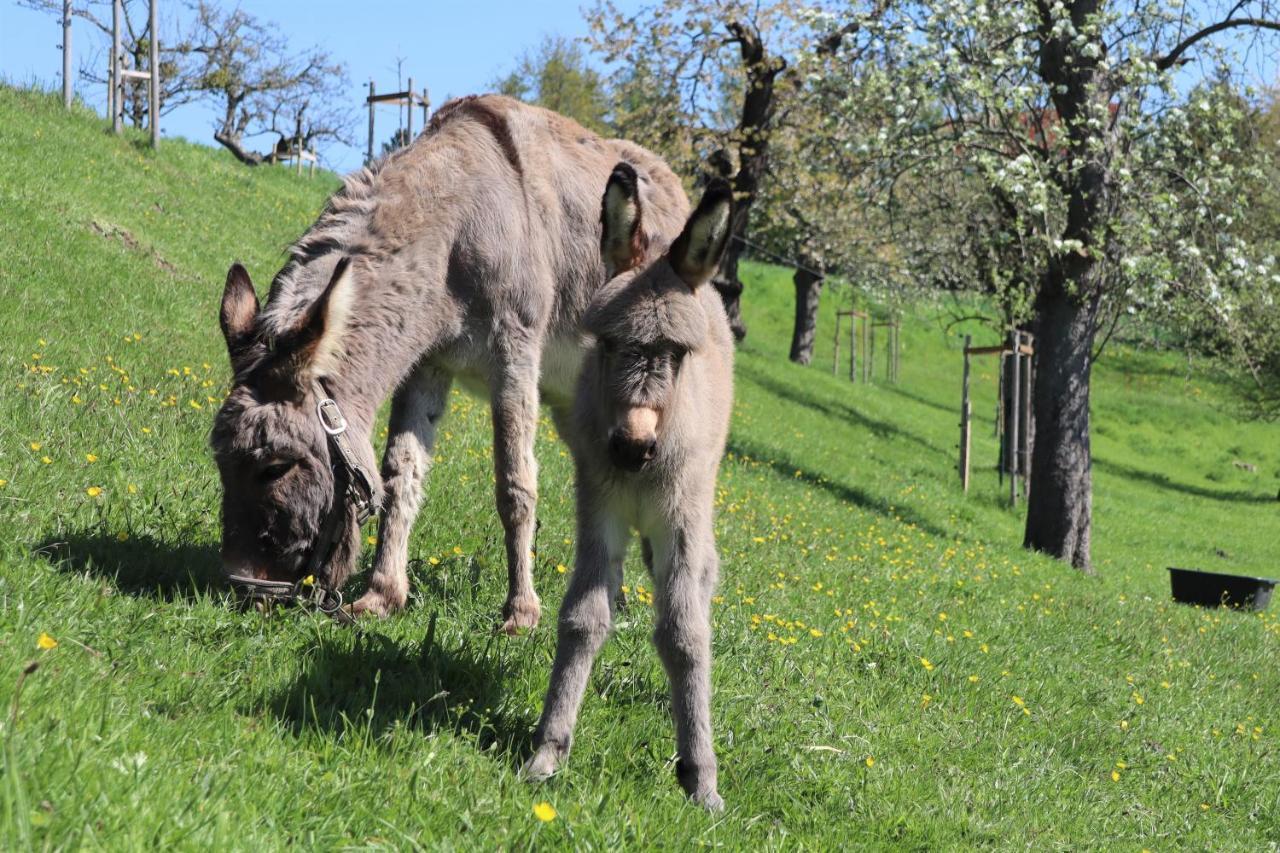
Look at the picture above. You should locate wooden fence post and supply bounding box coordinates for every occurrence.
[367,79,376,165]
[960,334,972,491]
[832,311,841,376]
[148,0,159,148]
[848,313,856,381]
[406,77,415,142]
[62,1,73,108]
[1020,332,1033,494]
[1008,329,1020,506]
[112,0,122,134]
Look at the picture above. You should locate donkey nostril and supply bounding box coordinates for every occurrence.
[642,437,657,460]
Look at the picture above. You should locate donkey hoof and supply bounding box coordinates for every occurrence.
[350,590,405,618]
[520,747,561,782]
[499,596,541,635]
[692,789,724,812]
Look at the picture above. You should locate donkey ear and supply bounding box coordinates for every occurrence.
[220,263,260,366]
[600,162,647,277]
[668,178,733,289]
[292,256,356,378]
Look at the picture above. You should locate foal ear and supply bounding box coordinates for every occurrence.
[292,256,356,379]
[668,178,733,290]
[600,162,647,277]
[220,263,260,366]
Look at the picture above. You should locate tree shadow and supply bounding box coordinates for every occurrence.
[32,531,223,602]
[738,363,947,459]
[1094,457,1276,505]
[258,625,536,761]
[726,437,949,538]
[880,382,955,416]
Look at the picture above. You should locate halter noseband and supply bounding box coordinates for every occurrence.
[228,380,378,625]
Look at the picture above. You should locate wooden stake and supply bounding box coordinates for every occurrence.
[848,312,856,381]
[148,0,158,148]
[832,311,841,376]
[406,77,414,142]
[112,0,122,134]
[62,1,73,108]
[1008,329,1020,506]
[960,334,972,491]
[367,79,376,165]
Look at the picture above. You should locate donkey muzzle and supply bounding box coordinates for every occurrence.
[608,406,659,471]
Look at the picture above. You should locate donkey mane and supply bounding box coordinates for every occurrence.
[259,96,508,341]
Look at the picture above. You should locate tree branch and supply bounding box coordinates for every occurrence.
[1155,17,1280,70]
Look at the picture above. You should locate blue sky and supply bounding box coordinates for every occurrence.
[1,0,634,173]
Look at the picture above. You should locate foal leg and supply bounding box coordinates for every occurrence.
[523,503,627,780]
[491,323,544,634]
[352,363,451,616]
[652,526,722,811]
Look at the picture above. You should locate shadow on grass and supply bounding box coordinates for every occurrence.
[726,436,949,538]
[32,531,222,601]
[739,363,946,459]
[1094,457,1275,505]
[262,625,536,761]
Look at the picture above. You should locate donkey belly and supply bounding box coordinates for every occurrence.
[434,333,586,410]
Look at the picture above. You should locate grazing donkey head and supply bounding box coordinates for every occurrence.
[210,257,378,585]
[581,164,734,472]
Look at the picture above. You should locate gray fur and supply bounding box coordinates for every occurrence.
[523,173,735,810]
[211,95,689,633]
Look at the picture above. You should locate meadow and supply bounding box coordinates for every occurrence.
[1,87,1277,849]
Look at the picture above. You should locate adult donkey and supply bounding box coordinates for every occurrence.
[211,95,689,632]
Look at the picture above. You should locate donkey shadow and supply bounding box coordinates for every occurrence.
[33,531,223,602]
[260,625,537,761]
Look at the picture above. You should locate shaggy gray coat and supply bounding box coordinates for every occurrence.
[211,95,688,632]
[523,167,735,810]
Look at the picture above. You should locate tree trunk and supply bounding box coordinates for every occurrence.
[1023,279,1100,572]
[213,131,266,166]
[789,266,823,364]
[715,20,786,343]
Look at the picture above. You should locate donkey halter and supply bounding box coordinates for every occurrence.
[227,379,377,626]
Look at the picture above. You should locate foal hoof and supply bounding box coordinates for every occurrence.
[350,590,405,618]
[520,747,561,782]
[692,789,725,812]
[499,596,541,635]
[676,759,723,811]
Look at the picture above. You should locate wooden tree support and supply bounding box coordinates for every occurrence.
[108,0,160,147]
[366,78,431,164]
[833,309,868,382]
[958,330,1035,504]
[870,319,901,383]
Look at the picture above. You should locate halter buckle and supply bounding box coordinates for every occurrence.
[317,397,347,436]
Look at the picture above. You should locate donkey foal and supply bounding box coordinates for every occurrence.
[523,166,735,810]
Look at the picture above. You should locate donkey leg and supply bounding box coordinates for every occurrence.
[352,363,451,617]
[523,505,627,781]
[652,528,723,811]
[491,329,545,634]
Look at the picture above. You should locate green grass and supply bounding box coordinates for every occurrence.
[1,86,1278,849]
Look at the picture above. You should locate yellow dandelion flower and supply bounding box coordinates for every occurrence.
[1132,692,1144,705]
[29,441,42,451]
[809,628,823,638]
[366,535,378,546]
[127,484,137,494]
[116,532,128,542]
[919,657,934,671]
[86,486,103,497]
[85,453,98,463]
[532,802,557,822]
[968,675,979,683]
[556,563,568,574]
[1111,770,1120,782]
[428,557,440,566]
[37,632,58,650]
[865,756,875,767]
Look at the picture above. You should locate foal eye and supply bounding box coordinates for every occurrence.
[258,460,295,483]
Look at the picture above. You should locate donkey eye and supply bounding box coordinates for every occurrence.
[259,460,295,482]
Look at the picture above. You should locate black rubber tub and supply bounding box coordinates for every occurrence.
[1168,567,1277,611]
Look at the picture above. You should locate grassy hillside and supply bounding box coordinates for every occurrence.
[1,87,1277,849]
